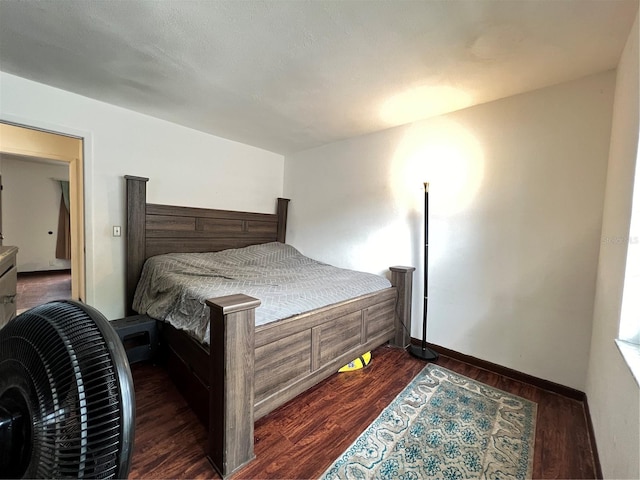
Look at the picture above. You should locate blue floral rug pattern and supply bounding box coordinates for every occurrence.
[321,364,536,480]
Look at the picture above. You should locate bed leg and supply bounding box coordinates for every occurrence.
[389,266,416,348]
[206,294,261,478]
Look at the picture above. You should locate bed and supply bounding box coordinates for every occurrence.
[124,175,415,478]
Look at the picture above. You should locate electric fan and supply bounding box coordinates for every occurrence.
[0,300,135,479]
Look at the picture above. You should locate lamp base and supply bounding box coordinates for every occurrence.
[408,344,439,361]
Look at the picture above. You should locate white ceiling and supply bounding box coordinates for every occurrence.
[0,0,637,154]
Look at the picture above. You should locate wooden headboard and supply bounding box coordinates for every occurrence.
[125,175,290,315]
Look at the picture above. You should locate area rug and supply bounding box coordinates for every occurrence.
[321,364,537,480]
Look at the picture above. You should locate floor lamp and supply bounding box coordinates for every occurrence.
[408,182,439,361]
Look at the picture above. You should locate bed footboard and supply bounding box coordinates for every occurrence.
[390,265,416,348]
[205,266,415,478]
[206,294,260,478]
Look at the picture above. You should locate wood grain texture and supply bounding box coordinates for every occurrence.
[207,295,258,478]
[250,289,399,420]
[128,360,212,480]
[124,175,288,315]
[420,340,587,401]
[157,289,402,419]
[255,289,398,348]
[255,330,311,399]
[16,270,71,315]
[125,176,149,316]
[389,266,415,348]
[276,198,289,243]
[0,246,18,326]
[129,346,597,480]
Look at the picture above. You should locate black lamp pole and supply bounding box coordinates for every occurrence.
[408,182,439,361]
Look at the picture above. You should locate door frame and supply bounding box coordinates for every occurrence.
[0,121,85,302]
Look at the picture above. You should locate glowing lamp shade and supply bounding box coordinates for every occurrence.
[390,119,484,216]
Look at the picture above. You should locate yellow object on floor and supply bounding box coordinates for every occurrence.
[338,351,372,372]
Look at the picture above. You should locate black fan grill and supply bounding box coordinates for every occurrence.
[0,300,135,479]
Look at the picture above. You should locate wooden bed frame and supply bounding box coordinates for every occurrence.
[124,175,415,478]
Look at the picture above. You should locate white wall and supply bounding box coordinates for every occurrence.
[285,71,616,391]
[586,13,640,480]
[0,72,284,320]
[2,157,71,272]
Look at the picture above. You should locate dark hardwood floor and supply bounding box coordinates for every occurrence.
[16,270,72,314]
[129,345,597,479]
[10,271,598,477]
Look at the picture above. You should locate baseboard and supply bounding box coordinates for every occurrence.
[412,338,585,401]
[18,269,71,277]
[416,339,603,478]
[583,396,603,479]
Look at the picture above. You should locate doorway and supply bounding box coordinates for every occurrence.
[0,122,85,303]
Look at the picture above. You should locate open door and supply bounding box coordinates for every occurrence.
[0,174,3,247]
[0,122,84,301]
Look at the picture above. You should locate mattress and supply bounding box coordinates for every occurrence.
[132,242,392,344]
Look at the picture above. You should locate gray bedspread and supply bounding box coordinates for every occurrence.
[132,242,392,344]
